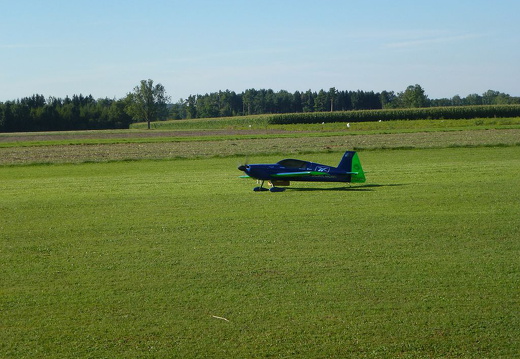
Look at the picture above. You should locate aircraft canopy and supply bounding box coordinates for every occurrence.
[277,159,308,169]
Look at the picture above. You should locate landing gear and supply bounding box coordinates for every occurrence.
[252,180,286,192]
[253,180,269,192]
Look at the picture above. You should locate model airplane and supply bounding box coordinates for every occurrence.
[238,150,366,192]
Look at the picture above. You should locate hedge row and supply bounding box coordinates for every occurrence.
[266,105,520,124]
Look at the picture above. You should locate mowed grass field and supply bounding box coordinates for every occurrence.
[1,142,519,358]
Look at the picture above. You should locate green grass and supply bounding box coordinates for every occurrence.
[2,117,518,150]
[1,147,519,358]
[2,118,520,166]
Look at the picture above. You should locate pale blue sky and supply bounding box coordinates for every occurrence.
[1,0,519,102]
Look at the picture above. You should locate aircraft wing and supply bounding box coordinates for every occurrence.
[273,171,359,177]
[272,171,331,177]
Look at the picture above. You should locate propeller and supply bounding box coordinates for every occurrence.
[237,155,249,172]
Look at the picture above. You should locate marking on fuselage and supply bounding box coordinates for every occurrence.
[316,166,330,173]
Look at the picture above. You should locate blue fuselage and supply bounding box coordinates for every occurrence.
[240,160,352,183]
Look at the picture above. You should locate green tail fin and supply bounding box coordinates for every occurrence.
[338,151,366,183]
[350,152,366,183]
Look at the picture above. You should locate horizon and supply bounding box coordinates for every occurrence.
[0,85,517,104]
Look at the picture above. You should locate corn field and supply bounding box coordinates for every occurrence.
[267,105,520,124]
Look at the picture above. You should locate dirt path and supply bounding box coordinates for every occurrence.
[0,129,294,143]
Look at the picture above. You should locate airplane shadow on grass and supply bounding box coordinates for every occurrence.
[286,184,407,192]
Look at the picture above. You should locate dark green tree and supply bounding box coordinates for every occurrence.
[242,89,256,115]
[302,90,315,112]
[170,99,187,119]
[274,90,293,113]
[482,90,500,105]
[336,91,352,111]
[185,95,197,119]
[252,89,266,114]
[314,90,328,112]
[292,91,303,113]
[451,95,463,106]
[399,84,429,108]
[126,79,171,129]
[464,93,483,106]
[380,91,397,108]
[329,87,337,112]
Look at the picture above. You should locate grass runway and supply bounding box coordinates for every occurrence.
[1,145,519,358]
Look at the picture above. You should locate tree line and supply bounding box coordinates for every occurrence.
[1,84,519,132]
[0,80,169,132]
[0,94,133,132]
[172,86,520,119]
[173,88,383,119]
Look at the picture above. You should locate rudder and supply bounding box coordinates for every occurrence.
[337,151,366,183]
